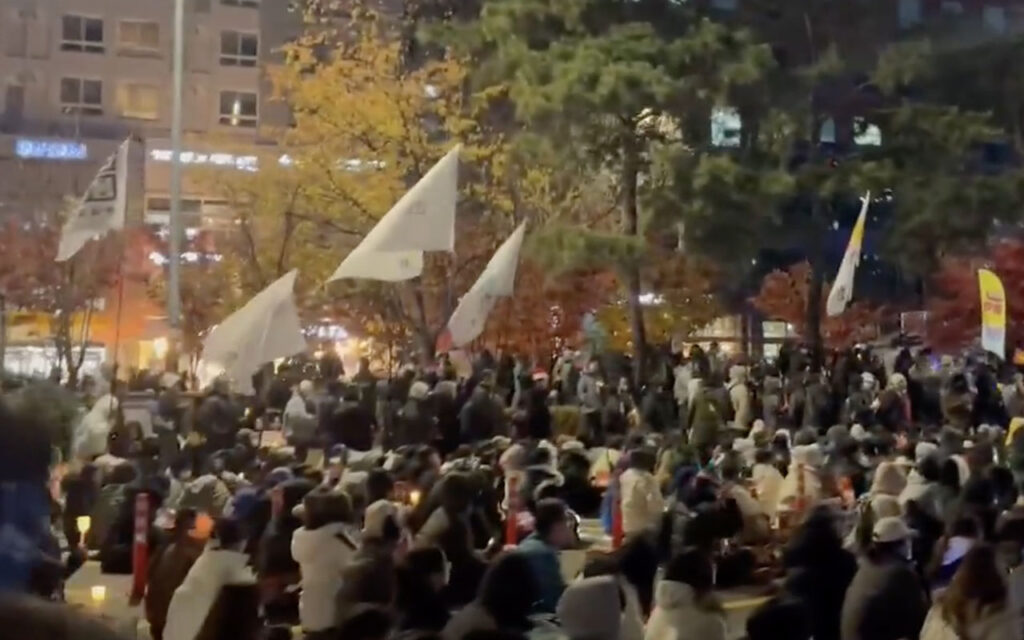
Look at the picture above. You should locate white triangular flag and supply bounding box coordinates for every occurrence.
[56,138,130,261]
[328,146,460,283]
[826,191,870,317]
[200,270,307,394]
[444,223,526,348]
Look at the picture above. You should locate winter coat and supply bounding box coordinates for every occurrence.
[840,555,928,640]
[900,472,943,521]
[688,388,724,450]
[176,474,231,519]
[919,602,1022,640]
[163,548,256,640]
[752,463,784,519]
[558,576,623,640]
[778,446,825,512]
[577,373,602,413]
[518,534,565,613]
[74,395,118,461]
[328,401,375,451]
[290,522,358,632]
[396,399,435,447]
[459,387,505,443]
[784,534,857,640]
[620,468,665,538]
[146,537,205,640]
[644,580,726,640]
[283,392,316,444]
[196,394,239,439]
[728,366,752,429]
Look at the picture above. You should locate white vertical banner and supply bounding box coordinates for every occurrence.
[56,138,131,262]
[826,191,870,317]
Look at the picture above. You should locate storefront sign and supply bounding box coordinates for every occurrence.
[14,138,88,160]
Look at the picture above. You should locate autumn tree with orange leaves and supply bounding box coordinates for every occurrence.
[751,261,883,349]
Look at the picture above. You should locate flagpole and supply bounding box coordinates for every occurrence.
[167,0,185,331]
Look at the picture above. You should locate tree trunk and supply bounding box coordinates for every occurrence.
[410,282,435,365]
[622,139,648,389]
[805,231,825,371]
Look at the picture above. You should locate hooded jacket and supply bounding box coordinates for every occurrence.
[290,522,357,632]
[619,468,665,538]
[557,576,622,640]
[163,548,255,640]
[644,580,726,640]
[74,395,118,460]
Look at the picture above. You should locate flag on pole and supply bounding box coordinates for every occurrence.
[440,223,526,349]
[199,270,307,393]
[826,191,870,317]
[56,138,130,262]
[978,268,1006,359]
[328,145,460,283]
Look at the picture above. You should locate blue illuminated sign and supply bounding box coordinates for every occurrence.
[14,139,88,160]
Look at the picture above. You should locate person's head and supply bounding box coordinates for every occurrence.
[746,596,812,640]
[366,469,395,504]
[438,473,473,514]
[401,547,449,592]
[718,451,743,482]
[534,498,572,548]
[173,508,198,541]
[362,499,402,544]
[477,553,539,628]
[557,576,622,640]
[301,487,353,529]
[870,516,914,562]
[941,545,1008,627]
[210,517,245,552]
[298,379,314,398]
[917,455,942,483]
[663,548,714,596]
[950,373,969,394]
[628,447,657,474]
[337,605,393,640]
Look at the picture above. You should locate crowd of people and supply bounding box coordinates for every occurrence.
[3,340,1024,640]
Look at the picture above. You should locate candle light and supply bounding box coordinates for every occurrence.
[76,516,91,535]
[409,490,421,507]
[90,585,106,605]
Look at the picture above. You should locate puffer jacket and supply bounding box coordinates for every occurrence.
[291,522,358,632]
[644,580,726,640]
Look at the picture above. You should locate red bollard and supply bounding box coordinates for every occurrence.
[130,493,149,603]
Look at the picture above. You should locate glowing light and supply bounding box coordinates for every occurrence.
[90,585,106,604]
[638,292,665,306]
[76,516,91,535]
[153,337,169,360]
[16,139,88,160]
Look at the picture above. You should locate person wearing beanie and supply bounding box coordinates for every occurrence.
[291,487,357,635]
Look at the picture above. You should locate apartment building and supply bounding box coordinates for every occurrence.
[0,0,301,225]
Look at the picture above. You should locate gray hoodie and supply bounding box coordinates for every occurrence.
[557,576,622,640]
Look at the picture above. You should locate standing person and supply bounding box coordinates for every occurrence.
[517,498,572,613]
[144,509,205,640]
[283,380,317,461]
[840,517,928,640]
[164,518,256,640]
[920,545,1021,640]
[619,447,665,540]
[196,379,240,455]
[729,365,753,430]
[396,381,435,447]
[291,488,358,638]
[645,550,727,640]
[328,386,376,452]
[460,376,506,443]
[578,361,604,444]
[352,357,378,414]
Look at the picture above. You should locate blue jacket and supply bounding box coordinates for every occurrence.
[518,533,565,613]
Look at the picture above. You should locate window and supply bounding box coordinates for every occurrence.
[711,107,741,148]
[220,31,259,67]
[60,78,103,115]
[118,20,159,53]
[221,0,259,7]
[61,15,104,53]
[898,0,922,28]
[218,90,257,127]
[117,83,160,120]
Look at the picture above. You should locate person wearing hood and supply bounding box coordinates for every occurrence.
[899,453,943,521]
[336,499,403,625]
[752,448,785,520]
[442,552,539,640]
[840,517,928,640]
[396,381,435,447]
[558,575,624,640]
[728,365,753,430]
[619,447,665,540]
[645,550,726,640]
[164,518,256,640]
[74,394,119,461]
[876,373,911,432]
[777,444,824,513]
[518,498,572,613]
[283,380,317,460]
[783,506,857,640]
[291,487,358,637]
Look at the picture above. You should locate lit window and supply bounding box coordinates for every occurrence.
[898,0,922,28]
[711,107,741,148]
[118,20,159,53]
[983,6,1007,33]
[218,90,258,127]
[854,118,882,146]
[221,0,259,8]
[61,15,104,53]
[117,83,160,120]
[60,78,103,116]
[220,31,259,67]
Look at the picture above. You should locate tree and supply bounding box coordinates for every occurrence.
[0,216,119,385]
[751,261,884,350]
[669,1,1024,354]
[196,5,528,363]
[927,239,1024,354]
[443,0,772,385]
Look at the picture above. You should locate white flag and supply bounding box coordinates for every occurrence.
[826,192,870,317]
[328,145,460,283]
[200,270,307,394]
[445,223,526,348]
[56,138,130,262]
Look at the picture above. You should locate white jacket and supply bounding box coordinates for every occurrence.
[619,469,664,537]
[291,522,357,631]
[164,548,255,640]
[920,603,1022,640]
[644,580,726,640]
[74,394,118,460]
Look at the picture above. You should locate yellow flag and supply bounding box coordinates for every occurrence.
[978,268,1006,358]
